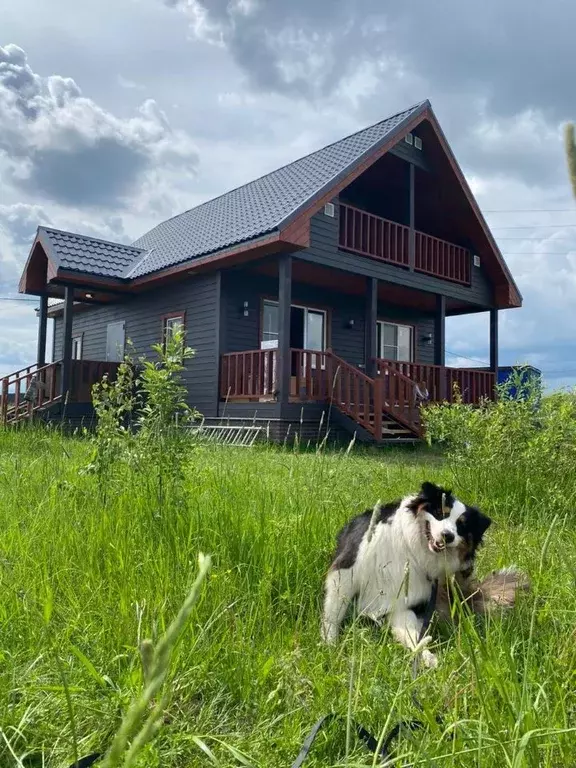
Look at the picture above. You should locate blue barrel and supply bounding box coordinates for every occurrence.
[497,365,541,399]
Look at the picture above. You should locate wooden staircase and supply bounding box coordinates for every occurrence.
[220,348,424,443]
[1,361,62,425]
[1,360,121,427]
[325,352,422,442]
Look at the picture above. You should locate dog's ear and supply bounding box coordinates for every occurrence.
[467,507,492,546]
[419,481,452,510]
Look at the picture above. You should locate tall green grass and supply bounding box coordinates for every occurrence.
[0,409,575,766]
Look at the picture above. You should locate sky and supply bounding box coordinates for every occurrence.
[2,0,576,390]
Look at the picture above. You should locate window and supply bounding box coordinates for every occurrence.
[72,335,83,360]
[162,312,186,349]
[377,321,413,362]
[261,301,279,348]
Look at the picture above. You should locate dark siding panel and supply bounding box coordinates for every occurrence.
[221,269,436,368]
[389,141,430,171]
[52,274,220,417]
[305,205,494,307]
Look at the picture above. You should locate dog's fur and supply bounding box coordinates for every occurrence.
[321,481,528,667]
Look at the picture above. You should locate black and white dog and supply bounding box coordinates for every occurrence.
[321,481,496,667]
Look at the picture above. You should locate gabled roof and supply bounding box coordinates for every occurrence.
[37,227,145,279]
[129,102,425,277]
[19,99,522,309]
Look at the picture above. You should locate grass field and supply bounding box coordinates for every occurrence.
[0,423,575,767]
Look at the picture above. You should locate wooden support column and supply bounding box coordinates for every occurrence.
[60,286,74,399]
[408,162,415,271]
[490,308,499,396]
[435,294,446,400]
[277,255,292,404]
[36,294,48,368]
[364,277,378,378]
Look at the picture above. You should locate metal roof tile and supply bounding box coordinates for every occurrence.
[38,102,427,281]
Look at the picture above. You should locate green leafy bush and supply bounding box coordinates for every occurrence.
[422,369,576,520]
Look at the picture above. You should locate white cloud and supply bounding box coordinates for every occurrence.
[0,44,199,208]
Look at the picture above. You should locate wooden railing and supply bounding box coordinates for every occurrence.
[220,349,277,401]
[219,349,423,438]
[1,359,122,425]
[68,360,121,402]
[376,359,495,405]
[339,204,409,267]
[1,361,61,425]
[414,231,470,285]
[339,203,471,285]
[326,352,376,434]
[447,368,495,405]
[290,349,332,401]
[329,352,421,436]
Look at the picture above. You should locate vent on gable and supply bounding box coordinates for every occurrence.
[414,136,423,150]
[473,254,481,268]
[404,133,414,145]
[324,202,335,218]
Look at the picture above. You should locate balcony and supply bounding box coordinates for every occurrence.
[339,203,471,285]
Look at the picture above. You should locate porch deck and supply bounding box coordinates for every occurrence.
[1,360,120,425]
[219,348,495,440]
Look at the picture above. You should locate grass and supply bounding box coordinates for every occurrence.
[0,426,575,767]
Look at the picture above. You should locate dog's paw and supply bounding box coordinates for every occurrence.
[320,626,338,645]
[422,649,438,669]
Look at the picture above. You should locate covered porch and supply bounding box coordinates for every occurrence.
[218,255,499,439]
[2,239,126,425]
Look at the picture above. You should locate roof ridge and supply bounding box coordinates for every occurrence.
[40,226,144,252]
[132,100,429,244]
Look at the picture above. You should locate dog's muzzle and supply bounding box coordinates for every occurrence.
[425,521,450,554]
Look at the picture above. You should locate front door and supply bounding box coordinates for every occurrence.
[106,321,126,362]
[260,302,327,393]
[260,300,326,352]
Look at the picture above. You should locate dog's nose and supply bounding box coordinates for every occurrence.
[443,531,455,544]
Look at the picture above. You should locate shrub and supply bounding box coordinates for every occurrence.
[422,372,576,521]
[87,328,199,509]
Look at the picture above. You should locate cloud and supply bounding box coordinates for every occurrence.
[0,44,199,208]
[166,0,576,125]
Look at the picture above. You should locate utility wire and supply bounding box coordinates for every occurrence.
[0,297,38,302]
[445,350,490,366]
[484,208,576,213]
[491,224,576,229]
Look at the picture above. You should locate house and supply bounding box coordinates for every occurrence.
[5,100,522,442]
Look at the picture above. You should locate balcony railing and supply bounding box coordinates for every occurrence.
[339,204,471,285]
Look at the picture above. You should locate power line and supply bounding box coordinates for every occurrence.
[495,236,576,241]
[0,297,38,302]
[491,224,576,229]
[445,350,489,366]
[484,208,576,213]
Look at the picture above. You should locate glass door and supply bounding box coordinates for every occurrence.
[260,301,326,352]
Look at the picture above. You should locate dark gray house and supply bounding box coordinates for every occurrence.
[6,100,522,441]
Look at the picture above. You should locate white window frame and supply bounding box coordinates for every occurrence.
[162,312,186,349]
[260,300,327,350]
[376,320,413,362]
[72,334,83,360]
[261,300,327,370]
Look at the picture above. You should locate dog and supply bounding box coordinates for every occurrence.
[321,481,528,667]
